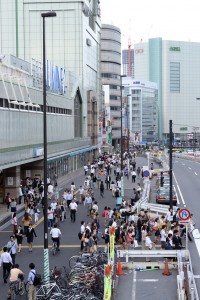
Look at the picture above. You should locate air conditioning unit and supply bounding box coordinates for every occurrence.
[86,38,91,46]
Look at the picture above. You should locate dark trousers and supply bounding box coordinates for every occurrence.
[10,253,16,265]
[3,263,11,281]
[132,176,136,183]
[70,210,76,222]
[52,237,60,249]
[106,182,110,190]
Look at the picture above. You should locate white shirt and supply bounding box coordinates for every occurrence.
[160,229,167,241]
[145,236,153,249]
[79,188,85,195]
[69,202,78,210]
[48,185,54,194]
[50,228,61,238]
[0,252,12,266]
[50,202,57,211]
[80,224,85,234]
[47,209,54,219]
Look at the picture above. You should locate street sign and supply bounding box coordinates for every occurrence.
[143,170,150,178]
[178,208,191,221]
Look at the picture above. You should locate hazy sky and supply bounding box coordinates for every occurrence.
[100,0,200,48]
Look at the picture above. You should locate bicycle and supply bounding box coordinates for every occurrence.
[9,279,25,300]
[49,267,68,289]
[51,240,59,255]
[36,281,63,299]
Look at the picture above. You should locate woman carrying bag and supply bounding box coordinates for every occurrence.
[26,224,37,252]
[15,225,24,253]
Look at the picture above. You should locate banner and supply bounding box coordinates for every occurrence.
[104,264,112,300]
[109,227,115,261]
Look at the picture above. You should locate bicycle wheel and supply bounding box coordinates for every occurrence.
[69,255,80,269]
[10,286,16,300]
[57,276,67,289]
[18,281,25,296]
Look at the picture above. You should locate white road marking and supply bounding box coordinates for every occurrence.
[173,171,186,206]
[182,163,185,166]
[174,185,180,205]
[188,167,192,170]
[195,172,198,175]
[132,269,136,300]
[194,275,200,279]
[137,279,159,282]
[193,235,200,257]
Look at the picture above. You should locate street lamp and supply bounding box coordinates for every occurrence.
[120,75,126,197]
[41,11,57,284]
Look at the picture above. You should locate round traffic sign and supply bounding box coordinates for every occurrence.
[143,170,150,177]
[178,208,191,221]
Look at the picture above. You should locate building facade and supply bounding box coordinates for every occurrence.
[134,38,200,142]
[0,0,102,202]
[101,24,121,147]
[122,49,134,78]
[123,77,158,145]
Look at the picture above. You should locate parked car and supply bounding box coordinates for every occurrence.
[156,187,177,205]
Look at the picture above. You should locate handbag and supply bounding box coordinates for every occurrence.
[84,238,89,243]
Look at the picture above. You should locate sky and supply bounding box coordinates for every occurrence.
[100,0,200,49]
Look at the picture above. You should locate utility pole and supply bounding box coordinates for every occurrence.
[169,120,173,210]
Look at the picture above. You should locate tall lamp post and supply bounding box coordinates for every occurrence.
[120,75,126,197]
[41,11,57,284]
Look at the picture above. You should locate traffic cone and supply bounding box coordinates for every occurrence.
[117,259,123,275]
[162,258,171,276]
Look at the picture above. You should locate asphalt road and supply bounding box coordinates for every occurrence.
[172,157,200,295]
[2,154,199,299]
[0,156,149,299]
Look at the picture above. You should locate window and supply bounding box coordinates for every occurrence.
[170,62,180,92]
[110,85,120,90]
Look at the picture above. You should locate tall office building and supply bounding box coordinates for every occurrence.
[123,77,158,144]
[134,38,200,142]
[122,49,134,77]
[101,24,121,147]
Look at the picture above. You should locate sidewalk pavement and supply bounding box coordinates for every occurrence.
[0,155,149,228]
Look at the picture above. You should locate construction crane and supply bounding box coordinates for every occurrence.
[128,36,131,76]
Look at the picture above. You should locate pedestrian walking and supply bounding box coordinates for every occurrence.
[100,181,104,198]
[27,263,36,300]
[0,247,13,283]
[22,212,32,237]
[71,182,76,195]
[131,170,136,183]
[7,236,17,265]
[84,194,92,216]
[54,204,62,227]
[105,174,111,190]
[5,193,11,211]
[79,186,85,204]
[11,213,17,233]
[60,201,65,221]
[69,199,78,222]
[26,224,37,252]
[15,225,24,253]
[10,198,17,213]
[47,206,54,229]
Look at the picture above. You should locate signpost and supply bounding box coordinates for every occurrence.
[178,208,191,260]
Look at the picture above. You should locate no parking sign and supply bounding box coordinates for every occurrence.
[178,208,191,222]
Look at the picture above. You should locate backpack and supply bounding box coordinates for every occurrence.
[31,271,42,286]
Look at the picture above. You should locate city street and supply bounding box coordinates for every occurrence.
[0,156,148,298]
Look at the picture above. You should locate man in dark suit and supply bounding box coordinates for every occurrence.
[105,174,111,190]
[172,229,182,249]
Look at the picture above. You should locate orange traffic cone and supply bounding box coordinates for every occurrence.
[117,259,123,275]
[162,258,171,276]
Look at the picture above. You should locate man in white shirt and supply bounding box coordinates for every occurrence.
[84,194,92,216]
[0,247,13,283]
[69,199,78,223]
[160,225,167,249]
[50,224,61,251]
[50,199,57,212]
